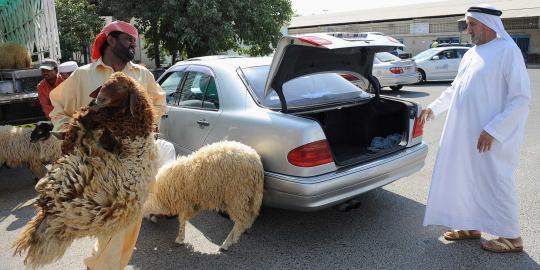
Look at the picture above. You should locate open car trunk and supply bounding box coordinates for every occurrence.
[300,97,410,166]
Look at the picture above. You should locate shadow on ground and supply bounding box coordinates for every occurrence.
[129,189,539,270]
[0,167,38,231]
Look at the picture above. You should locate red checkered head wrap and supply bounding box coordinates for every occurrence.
[91,20,138,62]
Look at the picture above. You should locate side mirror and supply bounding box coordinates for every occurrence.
[431,55,440,60]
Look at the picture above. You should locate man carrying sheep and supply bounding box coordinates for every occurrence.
[49,20,166,270]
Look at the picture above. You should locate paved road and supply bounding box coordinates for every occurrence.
[1,69,539,270]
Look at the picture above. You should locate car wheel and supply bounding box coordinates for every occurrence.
[390,85,403,91]
[415,69,426,84]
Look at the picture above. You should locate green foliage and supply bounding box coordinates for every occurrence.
[55,0,104,63]
[93,0,292,65]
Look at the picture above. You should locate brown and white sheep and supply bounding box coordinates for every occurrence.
[0,124,62,179]
[143,140,264,251]
[0,42,32,69]
[12,72,159,268]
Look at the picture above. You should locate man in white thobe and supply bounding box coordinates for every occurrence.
[420,4,530,253]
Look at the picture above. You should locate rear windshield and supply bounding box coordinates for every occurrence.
[375,52,400,63]
[241,66,371,109]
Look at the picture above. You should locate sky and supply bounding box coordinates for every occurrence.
[291,0,447,16]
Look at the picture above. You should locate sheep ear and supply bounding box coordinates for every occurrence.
[89,86,102,98]
[51,131,66,140]
[129,90,137,117]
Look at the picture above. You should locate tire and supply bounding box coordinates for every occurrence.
[415,69,426,84]
[390,85,403,91]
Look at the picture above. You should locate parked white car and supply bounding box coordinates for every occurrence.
[413,46,470,82]
[372,52,418,91]
[342,52,418,91]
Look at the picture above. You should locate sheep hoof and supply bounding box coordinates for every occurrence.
[174,238,185,245]
[149,215,158,223]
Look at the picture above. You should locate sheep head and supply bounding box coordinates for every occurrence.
[90,72,134,115]
[30,122,53,143]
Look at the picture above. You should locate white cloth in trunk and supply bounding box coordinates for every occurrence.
[423,37,530,238]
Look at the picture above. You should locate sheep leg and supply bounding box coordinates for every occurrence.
[220,222,248,251]
[175,215,187,245]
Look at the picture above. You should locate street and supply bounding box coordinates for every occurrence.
[1,69,539,270]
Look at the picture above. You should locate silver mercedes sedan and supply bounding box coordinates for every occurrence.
[156,33,428,211]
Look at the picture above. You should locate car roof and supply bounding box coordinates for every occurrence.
[434,46,471,50]
[173,56,272,69]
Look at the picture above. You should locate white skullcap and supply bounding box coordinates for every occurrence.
[58,61,79,73]
[465,4,514,45]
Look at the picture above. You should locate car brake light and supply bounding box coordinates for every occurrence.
[298,36,332,46]
[412,117,424,139]
[340,73,359,81]
[387,36,400,43]
[389,67,403,74]
[288,140,334,167]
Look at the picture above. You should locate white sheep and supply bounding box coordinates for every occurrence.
[143,140,264,251]
[0,124,62,179]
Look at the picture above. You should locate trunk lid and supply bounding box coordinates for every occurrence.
[264,33,403,112]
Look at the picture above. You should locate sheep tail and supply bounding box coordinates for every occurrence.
[12,211,72,268]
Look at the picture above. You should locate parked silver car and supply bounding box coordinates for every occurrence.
[157,33,428,211]
[413,46,470,82]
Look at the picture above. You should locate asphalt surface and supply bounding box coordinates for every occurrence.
[1,69,539,270]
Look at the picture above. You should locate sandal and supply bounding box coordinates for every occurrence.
[482,238,523,253]
[443,230,481,241]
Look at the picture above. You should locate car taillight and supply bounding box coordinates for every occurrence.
[389,67,404,74]
[298,36,332,46]
[287,140,334,167]
[412,117,424,139]
[340,73,359,81]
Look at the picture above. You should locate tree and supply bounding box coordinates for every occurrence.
[93,0,293,66]
[55,0,104,63]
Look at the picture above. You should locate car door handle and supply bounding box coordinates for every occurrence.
[196,120,210,127]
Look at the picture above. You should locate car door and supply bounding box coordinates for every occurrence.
[443,49,461,80]
[429,50,451,80]
[159,65,222,155]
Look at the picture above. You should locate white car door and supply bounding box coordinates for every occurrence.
[158,65,222,155]
[429,51,451,80]
[443,49,461,80]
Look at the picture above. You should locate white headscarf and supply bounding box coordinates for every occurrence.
[465,4,515,45]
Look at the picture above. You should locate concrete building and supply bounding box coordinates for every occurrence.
[288,0,540,63]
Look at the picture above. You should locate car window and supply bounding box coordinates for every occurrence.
[177,72,211,108]
[241,65,371,109]
[438,50,458,59]
[375,52,400,63]
[457,49,469,58]
[159,71,184,105]
[202,78,219,109]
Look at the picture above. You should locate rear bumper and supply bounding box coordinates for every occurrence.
[378,72,419,87]
[262,143,428,211]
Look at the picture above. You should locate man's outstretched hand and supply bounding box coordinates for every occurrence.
[419,108,434,125]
